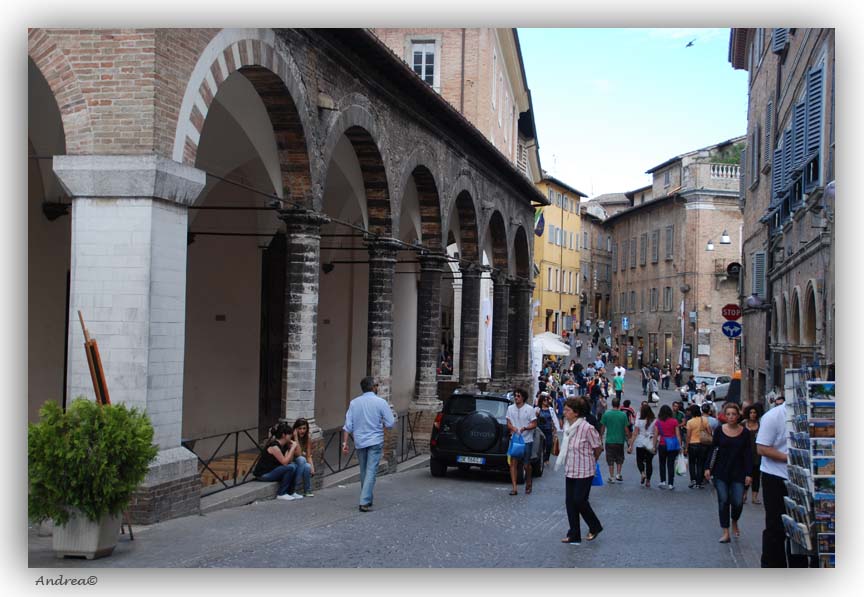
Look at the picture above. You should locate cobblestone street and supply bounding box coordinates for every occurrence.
[29,365,763,568]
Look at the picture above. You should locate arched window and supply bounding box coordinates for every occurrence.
[803,285,817,345]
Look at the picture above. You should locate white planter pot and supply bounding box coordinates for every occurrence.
[52,510,121,560]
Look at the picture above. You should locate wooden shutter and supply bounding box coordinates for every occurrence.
[751,251,766,298]
[630,237,637,268]
[764,101,773,165]
[772,28,788,54]
[612,242,618,272]
[781,129,793,189]
[665,225,674,259]
[792,101,806,170]
[806,65,824,158]
[739,147,747,201]
[640,233,647,265]
[651,229,660,263]
[771,147,783,205]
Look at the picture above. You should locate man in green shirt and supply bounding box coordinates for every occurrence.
[600,397,631,483]
[612,374,625,401]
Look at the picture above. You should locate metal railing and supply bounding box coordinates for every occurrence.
[181,427,265,496]
[184,411,424,495]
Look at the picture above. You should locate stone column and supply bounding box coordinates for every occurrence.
[278,208,329,486]
[450,266,463,378]
[491,271,511,388]
[366,238,401,472]
[410,253,448,452]
[53,155,205,524]
[458,264,482,388]
[512,278,535,388]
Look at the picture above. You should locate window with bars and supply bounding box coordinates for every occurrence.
[665,225,674,260]
[411,41,437,89]
[640,233,648,266]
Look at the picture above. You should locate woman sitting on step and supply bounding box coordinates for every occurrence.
[253,421,304,501]
[292,418,316,497]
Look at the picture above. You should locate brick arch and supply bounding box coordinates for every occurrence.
[452,191,480,263]
[780,292,789,344]
[28,31,94,154]
[396,146,443,250]
[513,225,531,279]
[171,29,315,205]
[319,104,393,236]
[802,280,820,346]
[485,210,509,270]
[443,171,480,241]
[789,286,802,345]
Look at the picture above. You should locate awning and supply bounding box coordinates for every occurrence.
[532,332,570,357]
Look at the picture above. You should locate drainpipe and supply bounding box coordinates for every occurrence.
[460,29,466,114]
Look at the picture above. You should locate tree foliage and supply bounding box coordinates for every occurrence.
[28,398,158,525]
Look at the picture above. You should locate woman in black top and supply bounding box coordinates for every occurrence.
[742,405,762,504]
[705,403,752,543]
[254,421,304,500]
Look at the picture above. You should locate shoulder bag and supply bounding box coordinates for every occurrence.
[699,416,713,444]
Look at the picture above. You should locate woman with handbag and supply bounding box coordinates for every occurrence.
[556,397,604,545]
[628,402,656,487]
[653,404,682,490]
[684,404,713,489]
[705,403,752,543]
[535,394,561,467]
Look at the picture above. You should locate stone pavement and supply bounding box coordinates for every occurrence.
[28,365,764,568]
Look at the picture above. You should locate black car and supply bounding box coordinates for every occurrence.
[429,390,545,481]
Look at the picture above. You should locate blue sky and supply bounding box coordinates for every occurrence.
[519,28,750,198]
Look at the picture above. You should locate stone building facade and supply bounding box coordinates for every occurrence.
[606,138,745,374]
[532,175,586,336]
[28,28,543,522]
[579,203,613,333]
[729,28,835,402]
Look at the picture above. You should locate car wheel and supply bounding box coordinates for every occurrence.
[430,457,447,478]
[532,457,544,478]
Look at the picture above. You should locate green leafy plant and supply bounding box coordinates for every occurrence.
[28,398,158,525]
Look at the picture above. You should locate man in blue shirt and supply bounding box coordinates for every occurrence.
[342,376,395,512]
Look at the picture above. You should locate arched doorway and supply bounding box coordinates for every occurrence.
[28,58,71,422]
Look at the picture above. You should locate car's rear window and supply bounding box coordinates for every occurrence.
[445,396,509,417]
[694,376,717,386]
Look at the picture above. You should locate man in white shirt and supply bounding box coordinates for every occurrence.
[755,396,808,568]
[614,363,626,379]
[506,388,537,496]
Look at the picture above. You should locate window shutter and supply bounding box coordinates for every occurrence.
[739,147,747,201]
[651,229,660,263]
[805,65,824,158]
[665,225,674,259]
[771,147,783,205]
[764,101,773,165]
[771,28,788,54]
[792,101,806,170]
[630,238,637,268]
[612,242,618,272]
[781,129,793,189]
[640,233,647,266]
[751,251,766,298]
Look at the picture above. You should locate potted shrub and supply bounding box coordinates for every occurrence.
[28,398,158,559]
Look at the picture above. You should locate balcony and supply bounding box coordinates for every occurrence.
[709,163,741,180]
[689,163,742,192]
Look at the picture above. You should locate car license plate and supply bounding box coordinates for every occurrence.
[456,456,485,465]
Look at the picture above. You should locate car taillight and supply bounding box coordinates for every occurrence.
[433,413,443,430]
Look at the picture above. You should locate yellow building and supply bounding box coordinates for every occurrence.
[533,174,587,336]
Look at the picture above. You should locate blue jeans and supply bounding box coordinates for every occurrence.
[295,456,313,493]
[356,443,384,506]
[258,463,301,496]
[714,478,745,529]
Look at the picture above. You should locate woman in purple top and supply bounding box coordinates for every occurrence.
[653,405,682,490]
[705,403,753,543]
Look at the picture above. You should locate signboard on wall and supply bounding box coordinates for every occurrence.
[681,343,692,369]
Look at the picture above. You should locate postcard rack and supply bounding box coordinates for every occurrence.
[783,368,835,568]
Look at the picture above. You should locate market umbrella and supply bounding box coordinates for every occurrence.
[532,332,571,357]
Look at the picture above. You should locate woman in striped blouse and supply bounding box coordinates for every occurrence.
[556,397,604,545]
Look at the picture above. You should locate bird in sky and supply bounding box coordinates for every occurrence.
[686,39,695,48]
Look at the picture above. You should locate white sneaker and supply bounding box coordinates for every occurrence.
[276,493,296,501]
[290,493,303,499]
[658,482,668,489]
[667,485,675,490]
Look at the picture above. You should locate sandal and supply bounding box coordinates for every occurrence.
[526,485,532,495]
[586,528,603,541]
[509,490,518,496]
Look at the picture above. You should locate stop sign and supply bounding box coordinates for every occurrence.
[722,303,742,321]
